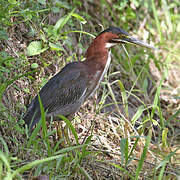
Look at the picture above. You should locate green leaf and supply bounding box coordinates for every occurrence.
[162,128,168,147]
[131,105,144,125]
[151,119,159,126]
[8,0,17,4]
[54,17,66,32]
[72,13,87,24]
[54,8,76,33]
[49,42,65,51]
[27,41,48,56]
[31,63,39,69]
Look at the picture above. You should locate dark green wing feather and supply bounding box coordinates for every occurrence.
[24,62,87,129]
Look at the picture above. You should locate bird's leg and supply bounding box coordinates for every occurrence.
[56,114,75,148]
[91,92,98,113]
[57,121,66,148]
[63,125,70,146]
[64,114,75,146]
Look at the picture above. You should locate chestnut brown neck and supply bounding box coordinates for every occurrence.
[82,34,112,98]
[85,35,109,63]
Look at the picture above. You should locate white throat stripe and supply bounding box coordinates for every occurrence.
[105,43,117,48]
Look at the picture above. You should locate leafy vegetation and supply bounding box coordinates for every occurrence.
[0,0,179,179]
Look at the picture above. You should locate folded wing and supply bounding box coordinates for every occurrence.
[24,62,87,129]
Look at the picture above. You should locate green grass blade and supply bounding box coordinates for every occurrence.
[135,130,152,179]
[58,115,79,145]
[78,164,93,180]
[71,13,87,24]
[0,151,11,173]
[0,83,7,103]
[131,105,144,125]
[79,135,93,163]
[161,127,168,148]
[81,135,93,155]
[118,80,128,117]
[168,108,180,123]
[111,163,134,179]
[156,147,180,170]
[54,144,86,155]
[63,30,95,38]
[128,136,140,164]
[120,138,128,166]
[38,94,47,137]
[155,147,180,179]
[151,0,163,42]
[37,93,51,155]
[0,159,2,180]
[161,0,173,33]
[0,137,9,156]
[158,160,167,180]
[27,119,42,148]
[12,154,65,178]
[150,78,163,124]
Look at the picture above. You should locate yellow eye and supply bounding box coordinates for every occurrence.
[119,34,129,39]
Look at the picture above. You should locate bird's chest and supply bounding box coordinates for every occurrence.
[86,51,111,98]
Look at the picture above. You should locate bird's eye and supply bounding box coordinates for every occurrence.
[119,34,129,39]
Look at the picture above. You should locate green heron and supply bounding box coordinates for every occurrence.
[24,27,155,129]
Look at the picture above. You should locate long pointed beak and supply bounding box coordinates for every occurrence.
[113,36,157,50]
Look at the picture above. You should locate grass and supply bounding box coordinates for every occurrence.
[0,0,180,179]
